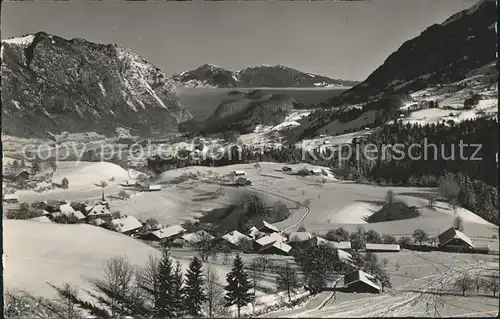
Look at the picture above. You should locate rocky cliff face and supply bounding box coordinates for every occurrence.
[1,32,192,137]
[173,64,359,88]
[334,0,496,105]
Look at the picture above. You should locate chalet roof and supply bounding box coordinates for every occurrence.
[110,215,143,233]
[59,203,76,215]
[337,249,352,263]
[86,204,111,216]
[254,220,279,233]
[259,240,292,254]
[365,243,401,251]
[222,230,251,246]
[182,230,214,244]
[438,227,474,248]
[149,225,186,240]
[288,232,312,243]
[256,232,286,246]
[344,270,380,292]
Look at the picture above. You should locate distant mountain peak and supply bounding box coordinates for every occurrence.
[2,32,192,137]
[173,63,359,89]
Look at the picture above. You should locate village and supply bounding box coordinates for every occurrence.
[3,164,491,297]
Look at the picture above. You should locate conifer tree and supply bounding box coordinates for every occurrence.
[171,261,185,317]
[184,257,207,317]
[156,248,175,317]
[224,253,253,318]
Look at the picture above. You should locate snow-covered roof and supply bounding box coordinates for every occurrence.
[92,218,107,226]
[438,227,474,248]
[256,220,279,233]
[182,230,214,244]
[222,230,251,246]
[331,241,352,250]
[288,232,312,243]
[232,170,246,175]
[110,215,143,233]
[259,240,292,254]
[248,226,262,238]
[365,243,400,251]
[344,270,381,291]
[337,249,352,263]
[3,194,19,200]
[149,225,186,240]
[256,232,286,246]
[30,215,52,223]
[59,203,76,215]
[86,204,111,216]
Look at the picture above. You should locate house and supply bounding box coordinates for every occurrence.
[139,225,186,242]
[259,240,292,256]
[438,227,474,249]
[3,193,19,203]
[344,270,381,294]
[247,226,263,239]
[282,166,292,172]
[182,230,214,245]
[255,232,287,248]
[222,230,252,248]
[53,204,86,223]
[232,170,246,176]
[86,204,112,220]
[235,177,251,186]
[365,243,401,252]
[110,215,143,236]
[254,220,279,234]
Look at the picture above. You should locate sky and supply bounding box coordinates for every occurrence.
[2,0,478,81]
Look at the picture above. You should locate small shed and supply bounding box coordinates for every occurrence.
[247,226,263,239]
[344,270,381,294]
[438,227,474,249]
[288,232,313,243]
[365,243,401,252]
[147,184,162,191]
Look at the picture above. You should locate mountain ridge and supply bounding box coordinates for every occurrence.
[173,64,359,89]
[1,31,192,138]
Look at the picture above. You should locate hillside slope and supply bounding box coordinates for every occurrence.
[1,32,192,137]
[331,0,496,105]
[173,64,359,88]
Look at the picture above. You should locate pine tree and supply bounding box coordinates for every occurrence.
[156,248,175,317]
[184,257,207,317]
[171,261,185,317]
[224,253,253,318]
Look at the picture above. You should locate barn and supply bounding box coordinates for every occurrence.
[438,227,474,249]
[344,270,381,294]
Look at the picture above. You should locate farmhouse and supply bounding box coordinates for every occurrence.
[365,243,401,252]
[254,220,279,234]
[222,230,252,248]
[255,232,287,248]
[139,225,186,242]
[86,204,112,220]
[3,194,19,203]
[438,227,474,249]
[344,270,381,294]
[110,215,143,236]
[258,240,292,256]
[232,170,246,176]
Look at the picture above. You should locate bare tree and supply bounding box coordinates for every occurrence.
[4,289,53,319]
[253,256,272,272]
[192,232,216,262]
[118,190,130,200]
[248,260,265,314]
[204,264,228,318]
[483,274,500,297]
[276,263,301,303]
[96,181,108,201]
[412,229,429,245]
[455,274,474,296]
[43,283,84,319]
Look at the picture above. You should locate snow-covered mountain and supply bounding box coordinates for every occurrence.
[173,64,359,89]
[1,32,192,137]
[331,0,496,106]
